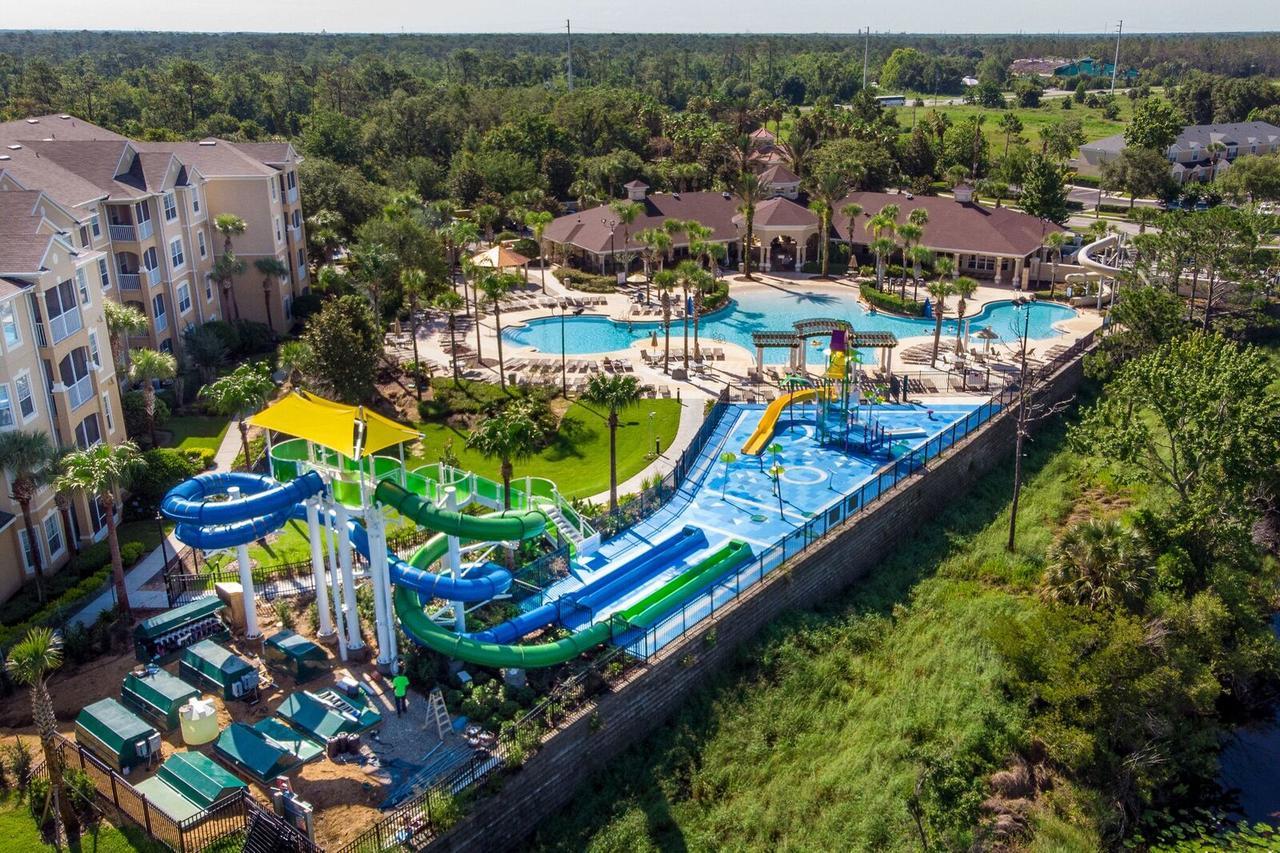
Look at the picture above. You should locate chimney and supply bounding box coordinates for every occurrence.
[624,180,649,202]
[953,183,974,204]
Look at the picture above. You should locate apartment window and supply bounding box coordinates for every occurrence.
[170,237,185,270]
[18,529,35,574]
[79,225,91,247]
[0,385,14,428]
[87,329,101,369]
[177,282,192,314]
[287,170,297,190]
[275,217,282,242]
[97,257,111,290]
[152,294,168,333]
[191,186,202,214]
[101,392,115,432]
[76,268,91,306]
[90,496,107,534]
[43,514,63,559]
[284,296,292,320]
[163,191,178,222]
[60,348,94,411]
[1,302,20,349]
[89,213,101,238]
[204,276,214,302]
[143,246,158,272]
[292,209,301,228]
[136,200,152,225]
[160,337,173,354]
[271,181,277,201]
[15,373,35,420]
[197,231,207,258]
[74,413,102,449]
[298,248,306,271]
[44,280,83,344]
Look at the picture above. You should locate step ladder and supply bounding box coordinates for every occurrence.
[541,503,592,554]
[426,687,452,741]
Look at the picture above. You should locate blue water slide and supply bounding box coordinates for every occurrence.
[162,471,325,550]
[348,525,513,603]
[474,526,706,644]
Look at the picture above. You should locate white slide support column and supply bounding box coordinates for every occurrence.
[334,502,364,652]
[444,487,465,634]
[323,501,348,661]
[305,498,335,640]
[365,507,393,668]
[225,486,261,640]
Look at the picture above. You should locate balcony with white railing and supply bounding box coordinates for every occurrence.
[137,219,154,241]
[48,306,83,345]
[287,186,298,205]
[65,373,93,411]
[145,267,162,287]
[108,223,137,242]
[118,273,142,291]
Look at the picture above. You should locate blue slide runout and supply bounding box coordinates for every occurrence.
[163,471,325,549]
[474,526,706,644]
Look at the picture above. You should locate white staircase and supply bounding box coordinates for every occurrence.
[540,502,598,556]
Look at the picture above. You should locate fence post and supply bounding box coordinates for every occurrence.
[109,773,118,807]
[144,798,153,837]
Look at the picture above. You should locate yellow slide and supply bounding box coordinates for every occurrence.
[741,388,819,455]
[826,351,847,380]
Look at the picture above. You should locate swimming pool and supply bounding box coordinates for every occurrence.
[502,287,1077,362]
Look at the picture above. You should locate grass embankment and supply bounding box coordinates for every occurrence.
[922,99,1132,150]
[160,415,230,453]
[409,399,683,500]
[532,414,1105,851]
[0,794,168,853]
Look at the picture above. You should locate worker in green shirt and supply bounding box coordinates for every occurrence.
[392,667,410,716]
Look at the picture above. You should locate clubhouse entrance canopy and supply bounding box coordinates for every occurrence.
[469,244,531,276]
[248,391,421,460]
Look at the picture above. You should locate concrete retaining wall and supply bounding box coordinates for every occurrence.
[426,350,1089,853]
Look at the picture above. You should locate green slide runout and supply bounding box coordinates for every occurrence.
[374,480,545,542]
[619,540,752,628]
[391,539,751,668]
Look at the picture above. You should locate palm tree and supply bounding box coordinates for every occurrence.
[869,236,897,291]
[839,202,864,273]
[434,290,465,386]
[213,213,247,321]
[466,402,543,510]
[582,374,642,511]
[609,201,645,279]
[895,222,923,298]
[636,227,673,304]
[1043,231,1070,297]
[655,269,676,374]
[907,246,933,304]
[350,242,395,330]
[253,257,289,329]
[807,168,850,278]
[952,276,978,354]
[733,171,768,279]
[673,260,708,364]
[277,339,312,389]
[200,361,275,470]
[808,197,832,276]
[6,627,80,841]
[868,208,899,290]
[57,442,141,617]
[305,208,345,267]
[445,218,481,297]
[400,268,433,400]
[477,270,519,389]
[0,431,58,602]
[524,210,554,293]
[1041,519,1148,610]
[103,301,148,371]
[128,348,177,447]
[473,204,502,243]
[928,278,956,366]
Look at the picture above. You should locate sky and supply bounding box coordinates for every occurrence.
[4,0,1278,35]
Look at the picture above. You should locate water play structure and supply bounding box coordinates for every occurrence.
[161,390,756,670]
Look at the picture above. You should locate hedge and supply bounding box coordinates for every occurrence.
[1070,173,1101,188]
[558,268,617,293]
[859,282,926,317]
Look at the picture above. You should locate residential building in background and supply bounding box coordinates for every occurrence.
[0,188,127,600]
[1077,120,1280,183]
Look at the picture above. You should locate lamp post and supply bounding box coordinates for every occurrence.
[602,217,617,279]
[648,410,657,458]
[559,305,568,398]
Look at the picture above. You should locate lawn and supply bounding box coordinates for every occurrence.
[160,415,230,453]
[532,415,1104,851]
[409,398,684,500]
[911,98,1133,151]
[0,794,169,853]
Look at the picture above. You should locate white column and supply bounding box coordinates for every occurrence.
[226,486,261,640]
[365,507,393,669]
[444,487,465,634]
[305,499,335,640]
[324,502,348,661]
[334,502,363,652]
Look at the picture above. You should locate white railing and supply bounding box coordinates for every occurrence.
[287,186,298,205]
[145,267,162,287]
[65,374,93,411]
[48,307,83,345]
[118,273,141,290]
[109,224,136,242]
[137,219,154,241]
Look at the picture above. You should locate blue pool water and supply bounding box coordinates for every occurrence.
[503,288,1077,363]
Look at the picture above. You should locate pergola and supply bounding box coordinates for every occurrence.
[469,245,531,281]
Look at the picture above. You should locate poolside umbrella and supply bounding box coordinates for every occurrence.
[976,326,999,355]
[719,452,737,498]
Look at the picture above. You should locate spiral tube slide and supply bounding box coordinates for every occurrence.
[392,538,751,668]
[350,524,513,602]
[162,471,326,550]
[373,480,545,542]
[474,526,706,644]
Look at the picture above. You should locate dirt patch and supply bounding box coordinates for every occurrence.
[1062,486,1133,528]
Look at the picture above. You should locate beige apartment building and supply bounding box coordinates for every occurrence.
[0,115,309,601]
[0,188,127,601]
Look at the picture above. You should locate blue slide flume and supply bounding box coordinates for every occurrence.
[163,471,326,550]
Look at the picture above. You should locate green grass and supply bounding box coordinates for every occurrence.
[160,415,230,453]
[532,413,1107,851]
[409,399,683,500]
[0,794,168,853]
[911,99,1133,152]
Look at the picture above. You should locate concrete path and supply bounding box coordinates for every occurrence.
[212,421,245,471]
[69,530,184,625]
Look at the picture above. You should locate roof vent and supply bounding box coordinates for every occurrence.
[722,191,731,200]
[0,155,10,161]
[25,118,39,124]
[198,140,217,146]
[59,114,71,120]
[672,192,681,200]
[6,144,20,150]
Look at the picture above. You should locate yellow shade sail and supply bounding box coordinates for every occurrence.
[247,391,421,459]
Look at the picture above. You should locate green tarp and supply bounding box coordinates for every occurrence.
[275,691,358,740]
[134,599,225,641]
[135,777,204,822]
[180,640,258,699]
[214,723,301,783]
[252,717,325,764]
[122,669,200,730]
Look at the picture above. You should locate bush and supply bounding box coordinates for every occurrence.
[511,237,540,259]
[182,447,216,470]
[121,390,171,441]
[232,319,274,354]
[120,541,147,566]
[290,292,323,323]
[558,268,617,293]
[70,542,111,577]
[3,739,33,792]
[202,319,242,355]
[702,278,730,312]
[27,776,51,823]
[859,282,926,317]
[128,448,199,513]
[1070,173,1101,188]
[272,599,295,630]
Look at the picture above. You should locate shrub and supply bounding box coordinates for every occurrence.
[4,739,33,792]
[558,268,616,293]
[202,319,242,355]
[702,278,730,312]
[27,776,51,823]
[290,292,323,323]
[121,390,171,441]
[511,237,540,259]
[120,541,147,566]
[129,448,199,513]
[70,542,111,577]
[182,447,217,470]
[1070,173,1101,188]
[64,767,98,825]
[232,319,274,354]
[273,599,295,630]
[859,282,926,317]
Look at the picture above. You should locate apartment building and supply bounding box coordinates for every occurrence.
[0,188,127,601]
[1077,120,1280,183]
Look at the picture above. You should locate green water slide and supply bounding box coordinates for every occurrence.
[374,481,545,542]
[391,539,752,668]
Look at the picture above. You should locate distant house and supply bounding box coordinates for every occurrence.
[1008,57,1071,78]
[1077,121,1280,183]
